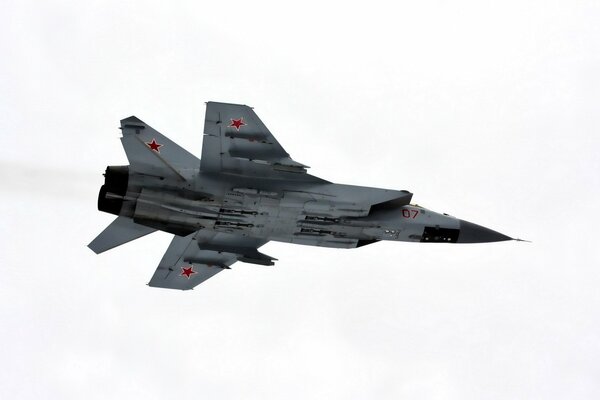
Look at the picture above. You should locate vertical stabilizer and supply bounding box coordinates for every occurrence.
[120,116,200,181]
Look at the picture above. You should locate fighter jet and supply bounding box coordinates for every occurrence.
[89,101,515,290]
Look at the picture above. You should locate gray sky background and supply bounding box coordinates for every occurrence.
[1,1,599,399]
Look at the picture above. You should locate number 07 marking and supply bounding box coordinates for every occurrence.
[402,209,419,219]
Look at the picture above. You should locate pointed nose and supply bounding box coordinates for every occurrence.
[457,220,512,243]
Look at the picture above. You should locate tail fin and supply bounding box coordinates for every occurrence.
[88,216,156,254]
[120,116,200,181]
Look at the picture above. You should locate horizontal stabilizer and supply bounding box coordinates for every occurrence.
[88,216,156,254]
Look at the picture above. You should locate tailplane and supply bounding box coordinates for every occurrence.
[88,216,156,254]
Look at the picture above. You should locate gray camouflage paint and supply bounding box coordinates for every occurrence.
[89,102,512,290]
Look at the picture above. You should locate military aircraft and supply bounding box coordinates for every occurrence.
[89,101,515,290]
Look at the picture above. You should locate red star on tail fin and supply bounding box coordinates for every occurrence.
[146,138,163,152]
[228,118,246,130]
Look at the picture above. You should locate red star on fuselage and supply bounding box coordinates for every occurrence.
[146,138,163,153]
[229,118,246,130]
[180,266,197,279]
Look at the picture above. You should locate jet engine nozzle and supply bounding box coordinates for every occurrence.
[98,166,129,216]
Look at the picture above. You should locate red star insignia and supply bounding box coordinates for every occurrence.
[229,118,246,131]
[146,138,162,153]
[180,266,197,279]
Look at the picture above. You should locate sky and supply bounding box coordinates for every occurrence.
[1,0,599,399]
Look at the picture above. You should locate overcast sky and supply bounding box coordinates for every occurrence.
[1,1,599,399]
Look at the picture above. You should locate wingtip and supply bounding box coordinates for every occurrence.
[87,243,100,254]
[120,115,144,124]
[205,100,251,108]
[87,242,105,255]
[513,238,532,243]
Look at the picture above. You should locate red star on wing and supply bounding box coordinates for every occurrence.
[146,138,163,153]
[180,266,197,279]
[229,118,246,131]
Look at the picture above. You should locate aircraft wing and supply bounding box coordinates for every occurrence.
[201,102,317,178]
[148,230,271,290]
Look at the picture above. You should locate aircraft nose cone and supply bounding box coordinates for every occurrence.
[457,220,512,243]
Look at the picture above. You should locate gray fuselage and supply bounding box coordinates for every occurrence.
[99,166,507,248]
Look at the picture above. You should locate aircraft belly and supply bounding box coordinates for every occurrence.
[126,183,427,248]
[213,191,368,248]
